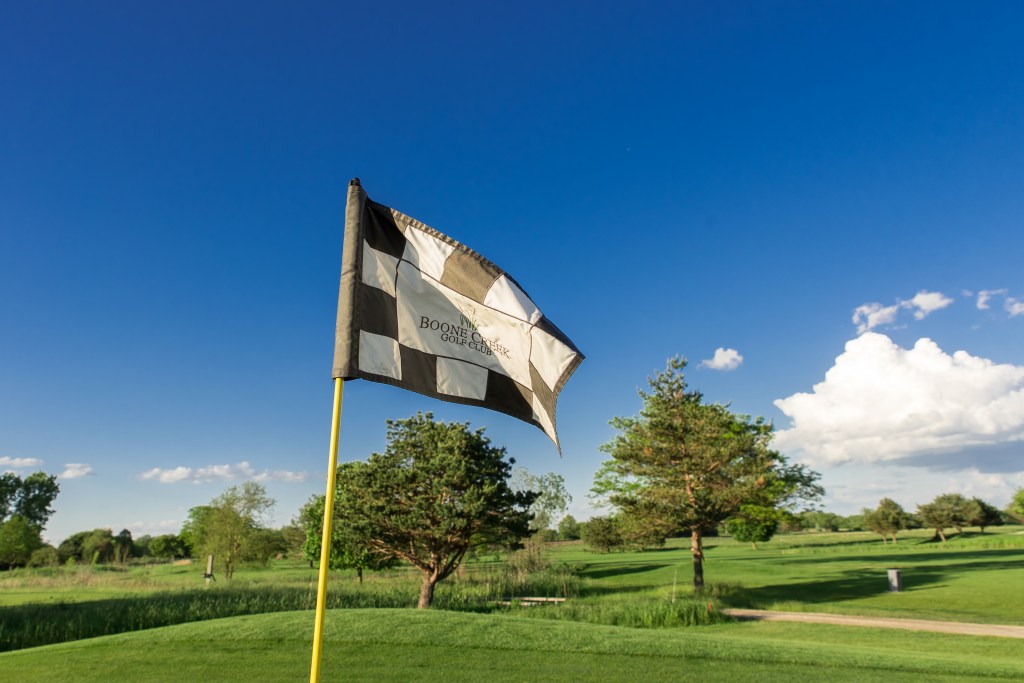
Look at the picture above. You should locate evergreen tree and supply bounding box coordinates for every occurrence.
[594,358,822,591]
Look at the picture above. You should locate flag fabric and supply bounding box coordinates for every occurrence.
[333,179,583,448]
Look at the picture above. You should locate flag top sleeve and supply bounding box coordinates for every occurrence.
[332,179,583,449]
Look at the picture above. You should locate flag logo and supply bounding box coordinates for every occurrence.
[333,180,583,448]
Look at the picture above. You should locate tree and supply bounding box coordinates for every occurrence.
[725,505,781,549]
[57,530,90,564]
[917,493,972,543]
[967,497,1003,533]
[864,498,911,544]
[133,534,153,558]
[580,515,625,552]
[0,472,60,531]
[595,358,822,591]
[113,529,134,564]
[1012,488,1024,519]
[183,482,275,579]
[0,516,44,569]
[81,529,115,564]
[149,534,189,559]
[0,473,18,520]
[799,510,843,532]
[331,413,536,608]
[510,467,571,534]
[299,488,399,583]
[557,515,581,541]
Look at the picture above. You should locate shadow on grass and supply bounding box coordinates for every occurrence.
[766,548,1024,568]
[713,566,942,608]
[582,563,676,580]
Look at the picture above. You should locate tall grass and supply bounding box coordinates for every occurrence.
[509,597,726,628]
[0,559,585,652]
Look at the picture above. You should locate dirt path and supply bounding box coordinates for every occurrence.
[723,608,1024,639]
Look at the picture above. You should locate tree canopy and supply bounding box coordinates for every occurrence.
[0,472,60,529]
[328,413,536,608]
[594,357,822,590]
[0,471,60,569]
[917,493,973,543]
[299,486,399,583]
[183,482,275,579]
[864,498,912,544]
[510,467,571,535]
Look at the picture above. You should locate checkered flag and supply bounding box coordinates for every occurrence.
[333,180,583,448]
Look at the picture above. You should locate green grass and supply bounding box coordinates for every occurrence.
[552,526,1024,624]
[2,609,1023,682]
[2,526,1023,679]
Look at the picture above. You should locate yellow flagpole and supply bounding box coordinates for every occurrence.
[310,377,344,683]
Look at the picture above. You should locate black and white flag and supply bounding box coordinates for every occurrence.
[333,180,583,448]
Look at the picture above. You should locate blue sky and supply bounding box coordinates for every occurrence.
[2,2,1023,543]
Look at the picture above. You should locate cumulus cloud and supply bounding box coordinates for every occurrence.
[0,456,44,470]
[774,333,1024,466]
[851,290,952,334]
[1007,297,1024,317]
[700,348,744,371]
[60,463,94,479]
[139,461,308,485]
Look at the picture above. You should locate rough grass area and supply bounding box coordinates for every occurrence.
[2,609,1023,682]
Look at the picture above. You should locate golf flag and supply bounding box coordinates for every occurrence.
[333,179,583,448]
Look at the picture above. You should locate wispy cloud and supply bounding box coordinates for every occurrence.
[906,291,953,319]
[976,289,1007,310]
[0,456,44,470]
[699,347,744,371]
[852,303,902,334]
[852,290,952,333]
[139,461,308,485]
[60,463,94,479]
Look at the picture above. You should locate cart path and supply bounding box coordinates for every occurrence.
[723,609,1024,639]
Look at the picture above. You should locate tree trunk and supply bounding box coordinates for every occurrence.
[890,533,898,544]
[418,572,438,609]
[690,529,704,593]
[937,528,947,543]
[357,567,363,584]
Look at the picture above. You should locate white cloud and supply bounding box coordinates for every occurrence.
[977,289,1007,310]
[139,461,308,485]
[700,347,744,371]
[140,466,193,483]
[1006,297,1024,317]
[60,463,94,479]
[817,463,1024,514]
[124,519,181,536]
[0,456,43,470]
[905,290,953,320]
[852,290,953,334]
[774,333,1024,466]
[852,303,901,334]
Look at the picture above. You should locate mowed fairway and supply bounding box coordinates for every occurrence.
[2,609,1024,682]
[3,528,1024,681]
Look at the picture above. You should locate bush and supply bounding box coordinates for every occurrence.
[27,546,58,568]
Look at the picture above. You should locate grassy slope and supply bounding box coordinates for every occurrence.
[2,609,1024,683]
